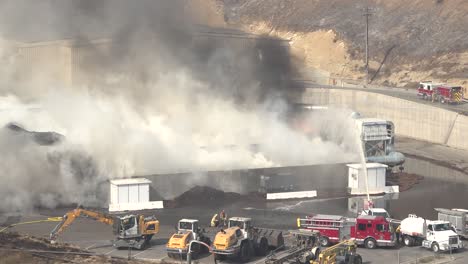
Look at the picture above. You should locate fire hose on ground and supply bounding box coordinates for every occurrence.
[0,217,63,233]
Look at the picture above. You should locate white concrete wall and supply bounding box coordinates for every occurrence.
[266,190,317,200]
[299,88,467,150]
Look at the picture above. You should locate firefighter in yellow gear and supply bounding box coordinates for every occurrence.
[210,213,219,227]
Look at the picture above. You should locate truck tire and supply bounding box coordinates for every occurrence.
[354,254,363,264]
[202,237,211,253]
[403,236,414,247]
[191,243,200,259]
[431,242,440,253]
[255,237,269,256]
[239,242,252,263]
[440,97,446,104]
[214,254,226,262]
[364,238,377,249]
[320,236,330,247]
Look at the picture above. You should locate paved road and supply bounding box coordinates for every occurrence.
[7,212,468,264]
[295,81,468,115]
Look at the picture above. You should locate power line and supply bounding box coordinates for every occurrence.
[363,7,375,87]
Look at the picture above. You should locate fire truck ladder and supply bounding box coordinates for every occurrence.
[298,217,345,229]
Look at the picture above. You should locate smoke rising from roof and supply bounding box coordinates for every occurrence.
[0,0,359,212]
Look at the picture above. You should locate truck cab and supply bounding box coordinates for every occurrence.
[418,81,438,98]
[400,214,463,252]
[177,219,200,240]
[351,215,395,249]
[228,217,252,239]
[422,220,463,252]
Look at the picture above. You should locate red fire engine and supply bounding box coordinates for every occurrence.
[417,81,463,104]
[297,214,396,249]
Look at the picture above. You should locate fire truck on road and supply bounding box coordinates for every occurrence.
[417,81,463,104]
[297,214,396,249]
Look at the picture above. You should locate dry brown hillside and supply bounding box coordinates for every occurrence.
[217,0,468,87]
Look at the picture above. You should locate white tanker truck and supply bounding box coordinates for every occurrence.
[400,214,463,252]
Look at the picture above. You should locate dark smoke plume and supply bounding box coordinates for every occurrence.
[0,0,358,211]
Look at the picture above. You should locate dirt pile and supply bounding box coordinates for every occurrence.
[164,186,264,208]
[219,0,468,87]
[386,172,424,192]
[0,232,148,264]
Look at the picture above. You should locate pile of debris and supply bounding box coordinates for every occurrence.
[164,186,264,208]
[386,172,424,192]
[0,232,149,264]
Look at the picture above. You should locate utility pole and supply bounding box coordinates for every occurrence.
[363,7,373,87]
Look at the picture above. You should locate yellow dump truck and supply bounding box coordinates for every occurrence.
[166,219,211,260]
[212,217,284,263]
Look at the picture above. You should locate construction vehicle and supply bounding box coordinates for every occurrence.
[212,217,284,262]
[311,240,362,264]
[50,208,159,249]
[417,81,463,104]
[265,229,321,264]
[399,214,463,252]
[166,219,211,259]
[266,237,362,264]
[298,214,396,249]
[435,208,468,239]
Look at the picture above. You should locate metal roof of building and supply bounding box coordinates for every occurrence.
[110,178,152,185]
[346,163,388,169]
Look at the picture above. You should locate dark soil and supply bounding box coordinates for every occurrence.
[164,186,265,208]
[386,172,424,192]
[0,232,151,264]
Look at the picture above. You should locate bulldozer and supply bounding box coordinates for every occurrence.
[310,240,362,264]
[212,217,284,263]
[166,219,211,260]
[50,208,159,249]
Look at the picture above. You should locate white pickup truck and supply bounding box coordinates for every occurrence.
[400,214,463,252]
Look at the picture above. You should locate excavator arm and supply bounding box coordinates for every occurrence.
[50,208,114,242]
[311,240,362,264]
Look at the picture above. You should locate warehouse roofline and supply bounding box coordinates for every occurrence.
[110,178,151,186]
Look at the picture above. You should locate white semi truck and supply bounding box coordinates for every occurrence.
[400,214,463,252]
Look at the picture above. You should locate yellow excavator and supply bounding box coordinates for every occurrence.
[49,208,159,249]
[310,240,362,264]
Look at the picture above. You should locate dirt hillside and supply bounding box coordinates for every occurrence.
[216,0,468,87]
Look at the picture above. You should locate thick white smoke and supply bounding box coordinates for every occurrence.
[0,0,360,212]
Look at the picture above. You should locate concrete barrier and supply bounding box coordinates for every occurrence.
[298,88,468,150]
[109,201,164,212]
[266,190,317,200]
[348,186,399,195]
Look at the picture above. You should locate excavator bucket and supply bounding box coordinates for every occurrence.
[257,228,284,249]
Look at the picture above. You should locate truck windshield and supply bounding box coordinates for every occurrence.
[373,212,389,217]
[179,222,193,230]
[434,223,451,231]
[229,220,245,229]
